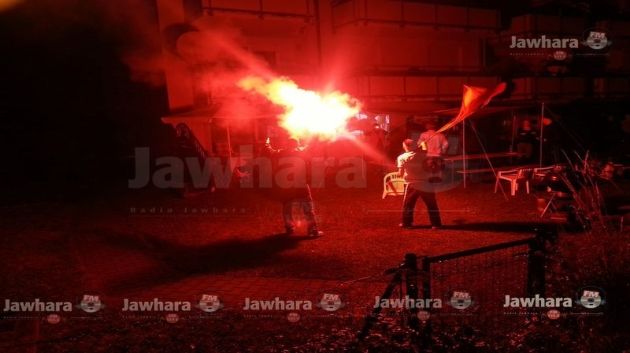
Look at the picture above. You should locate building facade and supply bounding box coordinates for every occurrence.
[156,0,630,157]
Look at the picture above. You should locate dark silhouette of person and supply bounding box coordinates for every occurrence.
[396,139,442,229]
[266,138,322,237]
[516,119,538,163]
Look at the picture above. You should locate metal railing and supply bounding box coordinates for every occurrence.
[358,228,550,348]
[175,123,210,160]
[202,0,315,20]
[331,0,500,32]
[417,231,548,345]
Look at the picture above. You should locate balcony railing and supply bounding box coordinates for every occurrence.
[201,0,315,20]
[332,0,500,32]
[340,74,500,103]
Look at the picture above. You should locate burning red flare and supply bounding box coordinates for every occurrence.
[238,76,361,140]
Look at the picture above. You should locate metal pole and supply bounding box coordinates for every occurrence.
[420,257,432,347]
[404,254,420,333]
[314,0,323,69]
[510,111,516,153]
[527,232,546,296]
[539,102,545,167]
[226,120,233,170]
[463,120,467,188]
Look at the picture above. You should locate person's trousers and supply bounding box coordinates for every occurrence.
[402,184,442,227]
[283,198,317,231]
[517,142,533,162]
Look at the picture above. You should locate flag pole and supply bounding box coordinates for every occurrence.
[510,111,516,153]
[463,120,467,188]
[226,120,234,172]
[539,102,544,168]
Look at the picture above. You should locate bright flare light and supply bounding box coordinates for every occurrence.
[238,76,361,140]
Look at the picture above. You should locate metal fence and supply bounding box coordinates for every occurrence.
[357,229,551,348]
[422,236,545,312]
[416,232,548,345]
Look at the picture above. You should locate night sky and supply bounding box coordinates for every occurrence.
[0,0,169,198]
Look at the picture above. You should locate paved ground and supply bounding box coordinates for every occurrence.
[1,182,542,298]
[0,181,562,352]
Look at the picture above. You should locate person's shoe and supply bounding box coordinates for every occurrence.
[399,223,413,229]
[308,229,323,237]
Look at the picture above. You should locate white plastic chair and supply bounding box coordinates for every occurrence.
[494,168,533,196]
[383,172,406,199]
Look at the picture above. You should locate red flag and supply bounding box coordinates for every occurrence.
[437,82,507,133]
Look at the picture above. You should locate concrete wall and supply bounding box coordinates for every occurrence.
[157,0,196,111]
[157,0,630,114]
